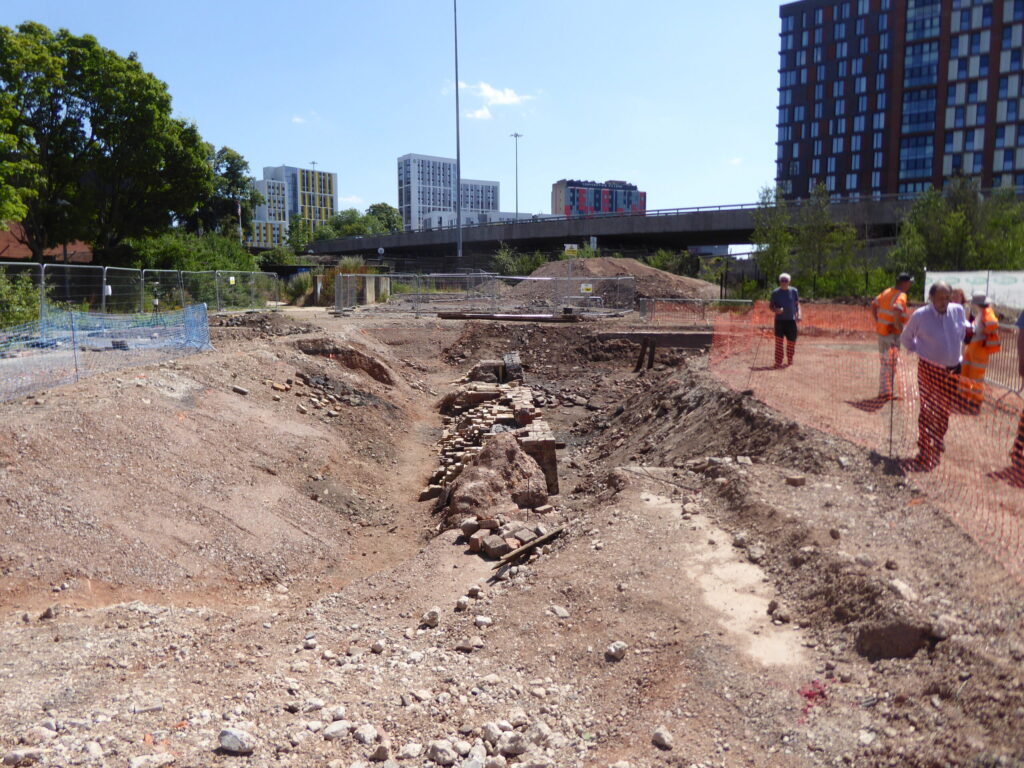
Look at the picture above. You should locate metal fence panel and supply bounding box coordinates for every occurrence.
[335,273,635,315]
[142,269,186,312]
[0,304,212,402]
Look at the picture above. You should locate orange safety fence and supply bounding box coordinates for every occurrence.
[709,301,1024,580]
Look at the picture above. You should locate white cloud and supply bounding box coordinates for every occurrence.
[291,116,305,124]
[339,195,364,206]
[467,106,492,120]
[729,157,743,166]
[458,81,534,111]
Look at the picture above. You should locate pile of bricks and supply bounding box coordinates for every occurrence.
[421,377,559,502]
[458,514,552,559]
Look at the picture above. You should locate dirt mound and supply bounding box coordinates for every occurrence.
[528,256,720,300]
[438,432,548,523]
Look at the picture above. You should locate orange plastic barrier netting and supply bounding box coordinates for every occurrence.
[710,301,1024,580]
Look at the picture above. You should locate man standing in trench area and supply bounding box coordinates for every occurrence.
[900,281,969,472]
[959,292,1002,413]
[871,272,913,400]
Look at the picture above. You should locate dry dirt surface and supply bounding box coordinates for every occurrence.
[528,258,720,301]
[0,308,1022,768]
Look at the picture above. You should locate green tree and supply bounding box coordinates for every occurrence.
[127,231,256,272]
[0,94,34,226]
[366,202,402,233]
[184,145,262,239]
[792,183,858,296]
[644,249,682,274]
[287,215,313,253]
[750,184,794,291]
[888,179,1024,279]
[0,22,213,262]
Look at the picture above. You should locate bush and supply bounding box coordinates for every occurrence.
[0,271,41,327]
[492,243,548,276]
[283,271,313,303]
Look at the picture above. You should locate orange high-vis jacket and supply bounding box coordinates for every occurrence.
[966,305,1002,357]
[872,287,909,336]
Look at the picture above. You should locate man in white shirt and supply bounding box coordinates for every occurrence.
[900,281,970,471]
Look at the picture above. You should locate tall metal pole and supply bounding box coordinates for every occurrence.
[454,0,463,261]
[510,132,522,219]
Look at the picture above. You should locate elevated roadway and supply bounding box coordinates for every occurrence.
[307,196,911,268]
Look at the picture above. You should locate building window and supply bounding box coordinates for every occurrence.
[955,106,966,127]
[1000,76,1010,99]
[976,103,987,125]
[872,171,882,187]
[827,156,837,173]
[899,134,934,179]
[832,136,846,153]
[852,154,862,170]
[997,126,1006,147]
[1004,149,1015,170]
[852,134,863,151]
[846,173,859,189]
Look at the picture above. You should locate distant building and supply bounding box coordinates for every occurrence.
[397,153,500,230]
[249,178,288,250]
[551,179,646,217]
[777,0,1024,199]
[263,165,337,231]
[247,165,337,250]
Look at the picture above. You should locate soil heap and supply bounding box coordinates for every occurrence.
[527,257,720,300]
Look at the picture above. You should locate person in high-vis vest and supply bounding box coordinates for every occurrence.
[960,292,1001,412]
[871,273,913,399]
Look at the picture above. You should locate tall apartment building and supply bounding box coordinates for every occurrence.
[550,179,646,216]
[264,165,338,230]
[247,165,337,250]
[777,0,1024,199]
[248,178,288,250]
[397,154,500,230]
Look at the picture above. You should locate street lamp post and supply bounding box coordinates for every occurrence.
[453,0,462,261]
[510,133,522,220]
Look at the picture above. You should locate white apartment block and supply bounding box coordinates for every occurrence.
[397,153,499,230]
[263,165,338,231]
[248,166,337,250]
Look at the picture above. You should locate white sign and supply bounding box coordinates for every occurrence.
[563,243,578,255]
[926,270,1024,311]
[580,283,594,294]
[229,276,236,286]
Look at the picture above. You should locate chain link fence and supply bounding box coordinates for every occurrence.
[638,297,754,326]
[335,273,636,315]
[1,262,281,327]
[0,304,211,402]
[710,301,1024,580]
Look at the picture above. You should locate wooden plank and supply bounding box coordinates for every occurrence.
[491,525,567,569]
[438,312,581,323]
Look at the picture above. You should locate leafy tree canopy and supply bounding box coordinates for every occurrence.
[889,177,1024,279]
[182,145,262,238]
[0,21,213,262]
[126,231,257,272]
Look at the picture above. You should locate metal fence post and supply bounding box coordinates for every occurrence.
[101,266,108,314]
[215,271,222,311]
[39,264,46,329]
[178,271,186,309]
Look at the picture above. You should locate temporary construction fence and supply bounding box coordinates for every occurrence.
[0,262,281,326]
[638,297,753,326]
[709,301,1024,580]
[335,273,636,315]
[0,304,212,402]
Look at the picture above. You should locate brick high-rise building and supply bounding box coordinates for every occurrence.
[777,0,1024,200]
[550,179,646,217]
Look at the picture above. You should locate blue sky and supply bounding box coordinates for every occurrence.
[3,1,781,216]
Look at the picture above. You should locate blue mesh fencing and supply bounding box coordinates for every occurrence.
[0,304,212,402]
